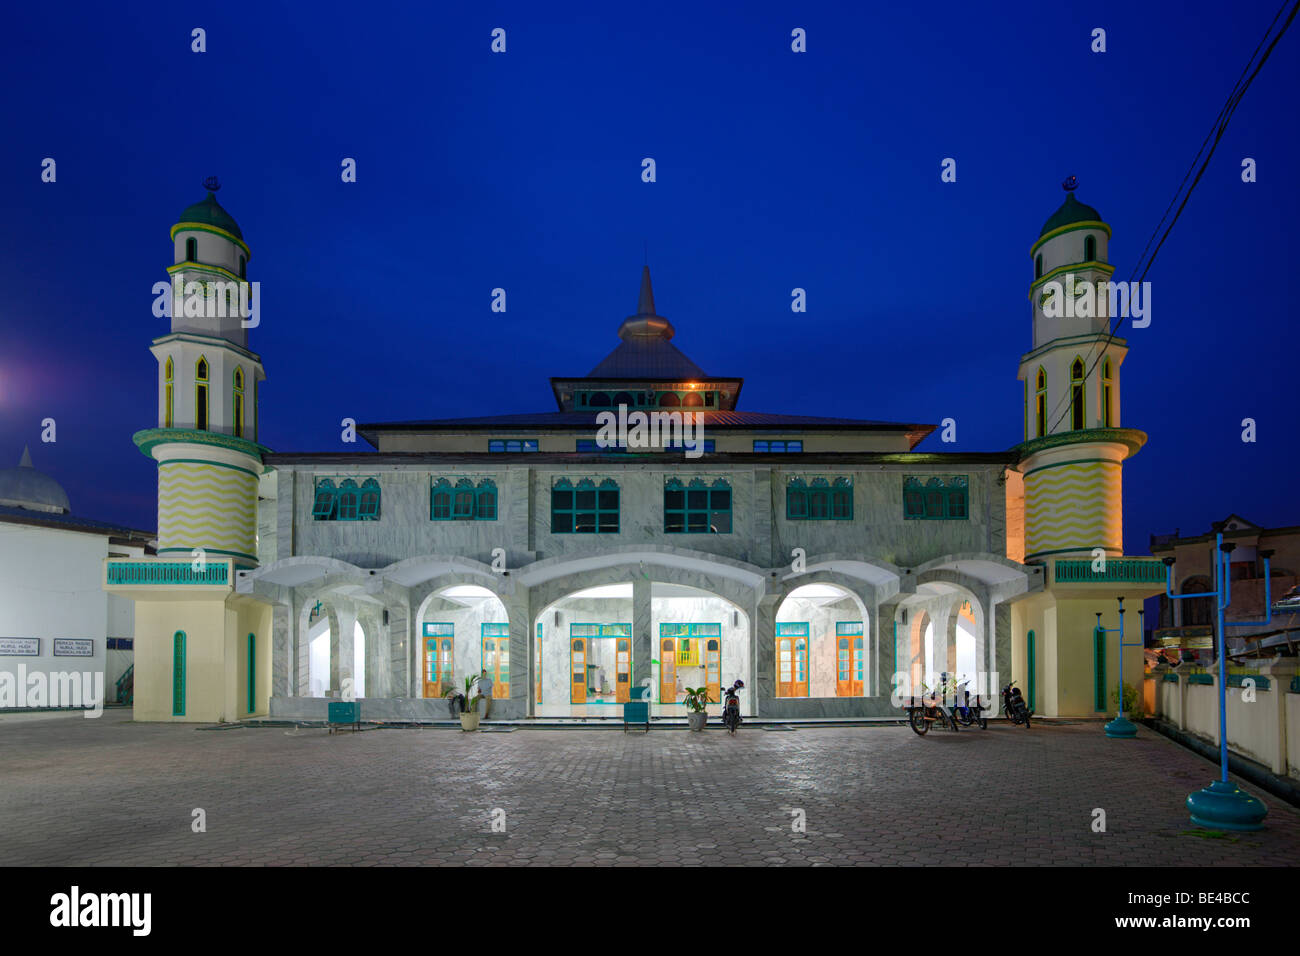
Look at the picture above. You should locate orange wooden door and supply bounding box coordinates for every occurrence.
[660,637,676,703]
[705,638,721,704]
[571,637,586,704]
[852,636,864,696]
[777,635,809,697]
[836,636,852,696]
[535,622,543,705]
[481,623,510,698]
[615,637,631,703]
[423,623,453,698]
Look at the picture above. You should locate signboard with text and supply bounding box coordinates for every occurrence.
[53,639,94,657]
[0,638,40,656]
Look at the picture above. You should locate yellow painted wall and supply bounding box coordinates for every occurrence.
[1051,597,1143,718]
[132,596,272,722]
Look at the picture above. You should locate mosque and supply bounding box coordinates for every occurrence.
[104,181,1167,723]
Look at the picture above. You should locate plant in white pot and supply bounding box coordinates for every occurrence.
[444,676,484,731]
[682,686,711,731]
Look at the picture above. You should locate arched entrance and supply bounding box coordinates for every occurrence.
[415,585,510,707]
[774,583,870,700]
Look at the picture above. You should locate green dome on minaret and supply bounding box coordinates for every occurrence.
[1039,177,1103,236]
[177,178,243,239]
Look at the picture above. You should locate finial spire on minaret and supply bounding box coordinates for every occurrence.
[636,265,656,316]
[1062,175,1079,192]
[203,175,221,193]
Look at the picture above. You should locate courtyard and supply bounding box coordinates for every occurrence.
[2,711,1298,866]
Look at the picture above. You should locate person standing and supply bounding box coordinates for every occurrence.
[477,668,495,719]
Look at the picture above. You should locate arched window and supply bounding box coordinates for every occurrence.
[430,478,452,520]
[185,238,197,262]
[195,356,209,431]
[664,477,731,533]
[337,479,360,520]
[475,479,497,520]
[786,478,808,519]
[452,478,476,519]
[1084,236,1096,262]
[588,392,611,407]
[1101,358,1114,427]
[358,478,381,520]
[1035,366,1047,437]
[613,391,634,407]
[312,479,338,519]
[1035,254,1043,279]
[164,357,174,428]
[658,392,680,407]
[232,367,244,438]
[683,391,703,407]
[1070,358,1086,430]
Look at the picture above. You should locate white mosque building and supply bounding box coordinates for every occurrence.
[105,180,1167,723]
[1,447,153,709]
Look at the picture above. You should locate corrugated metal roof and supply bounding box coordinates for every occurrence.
[586,337,708,378]
[0,505,154,541]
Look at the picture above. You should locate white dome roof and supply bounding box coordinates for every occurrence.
[0,447,71,514]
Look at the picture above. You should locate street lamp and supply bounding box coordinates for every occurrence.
[1096,597,1143,738]
[1164,529,1272,830]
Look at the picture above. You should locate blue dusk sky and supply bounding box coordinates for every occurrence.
[1,1,1297,548]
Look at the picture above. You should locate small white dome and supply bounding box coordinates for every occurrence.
[0,446,71,514]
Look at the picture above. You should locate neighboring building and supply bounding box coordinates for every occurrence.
[1151,515,1300,660]
[105,179,1165,723]
[1,447,154,709]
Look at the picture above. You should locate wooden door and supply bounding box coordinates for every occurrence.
[836,636,852,697]
[571,638,586,704]
[423,623,453,698]
[482,623,510,698]
[778,635,808,697]
[704,638,721,704]
[615,637,631,703]
[660,637,676,703]
[852,636,864,696]
[535,622,543,705]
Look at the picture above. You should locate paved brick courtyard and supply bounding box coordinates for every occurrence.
[3,710,1298,866]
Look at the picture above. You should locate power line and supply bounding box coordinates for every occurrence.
[1040,0,1299,436]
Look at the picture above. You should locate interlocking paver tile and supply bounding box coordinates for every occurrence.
[1,712,1297,865]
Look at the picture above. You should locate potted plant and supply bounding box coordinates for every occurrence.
[682,686,711,731]
[444,676,484,731]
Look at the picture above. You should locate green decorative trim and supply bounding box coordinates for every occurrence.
[170,221,252,259]
[134,427,270,462]
[1029,260,1116,294]
[107,561,230,586]
[1025,546,1114,561]
[159,457,262,479]
[156,546,258,564]
[151,332,264,366]
[1030,220,1111,257]
[166,261,244,285]
[1023,457,1121,479]
[1290,676,1300,694]
[1015,427,1147,460]
[1186,673,1214,686]
[1019,333,1129,367]
[1162,672,1179,683]
[1055,558,1167,584]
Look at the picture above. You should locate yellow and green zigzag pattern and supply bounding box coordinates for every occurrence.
[158,460,257,559]
[1024,459,1121,558]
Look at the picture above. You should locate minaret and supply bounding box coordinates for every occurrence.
[1017,177,1145,562]
[136,178,267,568]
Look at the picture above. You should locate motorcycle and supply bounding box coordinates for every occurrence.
[722,680,744,735]
[950,677,988,729]
[906,678,960,735]
[1001,680,1032,728]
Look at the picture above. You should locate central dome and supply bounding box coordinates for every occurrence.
[0,447,70,514]
[178,190,244,239]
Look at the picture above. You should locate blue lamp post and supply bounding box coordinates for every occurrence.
[1097,598,1143,738]
[1164,530,1273,830]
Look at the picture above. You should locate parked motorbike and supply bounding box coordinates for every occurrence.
[722,680,744,735]
[950,677,988,729]
[1001,680,1032,728]
[906,679,960,735]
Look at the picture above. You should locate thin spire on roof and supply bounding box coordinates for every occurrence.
[19,445,32,468]
[636,265,656,316]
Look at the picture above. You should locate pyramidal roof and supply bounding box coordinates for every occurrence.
[585,267,707,379]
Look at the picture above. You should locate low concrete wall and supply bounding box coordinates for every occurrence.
[1152,661,1297,779]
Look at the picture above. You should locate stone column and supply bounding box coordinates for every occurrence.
[754,593,778,716]
[271,597,295,699]
[387,600,409,698]
[927,604,951,691]
[330,606,357,698]
[362,609,390,698]
[505,589,531,719]
[872,601,899,700]
[632,575,652,703]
